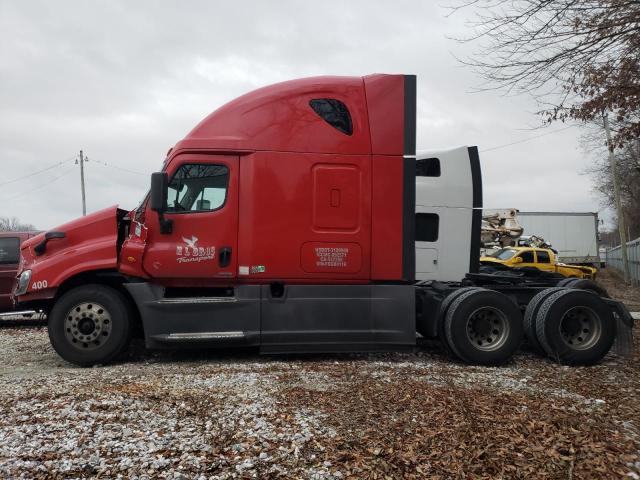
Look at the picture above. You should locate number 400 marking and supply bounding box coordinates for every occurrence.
[32,280,48,290]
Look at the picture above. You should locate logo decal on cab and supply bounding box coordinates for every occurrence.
[176,235,215,263]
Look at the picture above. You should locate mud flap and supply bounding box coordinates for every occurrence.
[605,298,635,357]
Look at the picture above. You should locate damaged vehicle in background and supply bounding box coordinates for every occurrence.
[480,246,598,280]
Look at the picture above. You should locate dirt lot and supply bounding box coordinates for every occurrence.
[599,267,640,311]
[0,276,638,479]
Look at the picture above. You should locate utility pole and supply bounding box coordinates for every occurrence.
[603,112,630,282]
[76,150,88,216]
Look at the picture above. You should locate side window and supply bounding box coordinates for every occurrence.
[416,158,441,177]
[416,213,439,242]
[309,99,353,136]
[519,251,534,263]
[537,250,550,263]
[0,237,20,264]
[167,164,229,213]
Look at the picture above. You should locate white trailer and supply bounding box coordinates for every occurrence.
[517,212,601,265]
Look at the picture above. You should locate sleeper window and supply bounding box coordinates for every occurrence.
[416,158,441,177]
[167,164,229,212]
[309,99,353,135]
[416,213,439,242]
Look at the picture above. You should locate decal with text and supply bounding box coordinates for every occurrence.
[176,235,215,263]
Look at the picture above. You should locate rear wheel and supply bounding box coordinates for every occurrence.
[535,289,615,365]
[439,287,478,319]
[557,278,576,287]
[523,287,565,356]
[564,278,609,298]
[437,287,483,356]
[48,284,133,366]
[444,289,523,365]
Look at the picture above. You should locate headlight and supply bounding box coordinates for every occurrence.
[15,270,32,296]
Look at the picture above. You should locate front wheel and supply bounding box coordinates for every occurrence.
[48,284,133,366]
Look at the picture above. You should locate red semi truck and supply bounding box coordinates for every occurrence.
[13,74,633,366]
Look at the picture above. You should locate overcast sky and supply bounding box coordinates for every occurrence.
[0,0,610,231]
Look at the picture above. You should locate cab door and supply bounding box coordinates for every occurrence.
[534,249,554,273]
[515,249,536,269]
[143,154,239,280]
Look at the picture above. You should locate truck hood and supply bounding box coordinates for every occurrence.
[19,206,126,293]
[23,206,121,257]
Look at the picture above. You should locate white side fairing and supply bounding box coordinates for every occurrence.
[415,147,478,281]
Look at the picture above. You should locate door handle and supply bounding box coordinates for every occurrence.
[219,247,232,268]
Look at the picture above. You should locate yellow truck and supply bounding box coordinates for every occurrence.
[481,247,597,279]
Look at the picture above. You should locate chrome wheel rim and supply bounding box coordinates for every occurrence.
[559,306,601,350]
[64,302,111,350]
[466,307,510,351]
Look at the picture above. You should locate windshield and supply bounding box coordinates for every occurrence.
[136,189,149,210]
[133,189,150,222]
[489,248,517,260]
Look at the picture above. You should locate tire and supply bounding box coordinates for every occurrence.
[556,278,577,288]
[444,289,523,366]
[523,287,565,356]
[439,287,479,319]
[564,279,609,298]
[437,287,484,356]
[535,289,615,365]
[48,284,133,366]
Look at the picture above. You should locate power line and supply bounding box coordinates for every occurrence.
[481,125,575,153]
[2,166,76,201]
[91,158,147,176]
[0,157,76,186]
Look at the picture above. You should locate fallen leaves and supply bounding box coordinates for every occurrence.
[0,312,638,478]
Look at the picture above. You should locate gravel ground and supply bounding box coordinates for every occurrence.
[598,268,640,311]
[0,271,638,479]
[0,322,639,479]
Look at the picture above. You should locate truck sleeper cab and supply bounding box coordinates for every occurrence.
[14,74,633,367]
[16,74,419,365]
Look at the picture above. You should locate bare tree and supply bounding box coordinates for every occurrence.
[451,0,640,146]
[0,216,37,232]
[582,121,640,239]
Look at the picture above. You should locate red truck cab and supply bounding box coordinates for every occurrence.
[15,74,419,365]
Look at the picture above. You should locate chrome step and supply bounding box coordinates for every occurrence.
[158,297,237,305]
[0,310,39,318]
[151,331,246,342]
